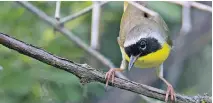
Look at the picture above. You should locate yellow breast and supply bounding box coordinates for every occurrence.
[122,43,171,68]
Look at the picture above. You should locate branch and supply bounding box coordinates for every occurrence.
[90,1,101,50]
[127,1,211,19]
[60,1,109,24]
[54,1,61,20]
[167,1,212,13]
[180,1,192,36]
[0,33,211,103]
[174,1,193,50]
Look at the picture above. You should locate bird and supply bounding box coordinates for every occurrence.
[105,1,175,102]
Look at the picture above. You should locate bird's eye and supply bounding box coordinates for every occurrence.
[139,40,146,51]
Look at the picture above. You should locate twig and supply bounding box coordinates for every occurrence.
[172,1,191,50]
[191,2,212,12]
[16,1,127,79]
[167,1,212,13]
[55,1,61,20]
[54,1,62,33]
[90,1,101,50]
[180,1,192,36]
[0,32,211,103]
[60,4,92,24]
[60,1,109,24]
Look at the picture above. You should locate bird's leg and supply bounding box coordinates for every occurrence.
[105,68,124,87]
[157,64,176,102]
[105,46,127,87]
[159,76,176,102]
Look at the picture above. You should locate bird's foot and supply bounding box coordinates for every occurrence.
[105,68,117,88]
[165,84,176,102]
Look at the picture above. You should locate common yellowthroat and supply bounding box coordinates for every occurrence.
[105,1,176,102]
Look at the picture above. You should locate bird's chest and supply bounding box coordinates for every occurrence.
[122,43,171,69]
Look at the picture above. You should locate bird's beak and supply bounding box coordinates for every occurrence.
[128,55,138,71]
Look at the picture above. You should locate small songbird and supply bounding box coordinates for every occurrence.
[105,1,175,102]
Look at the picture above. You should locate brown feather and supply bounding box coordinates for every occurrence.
[118,1,172,47]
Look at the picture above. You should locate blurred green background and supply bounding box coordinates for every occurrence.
[0,1,211,103]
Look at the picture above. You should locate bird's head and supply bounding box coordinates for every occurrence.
[123,25,164,71]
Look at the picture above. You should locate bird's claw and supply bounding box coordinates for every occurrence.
[165,84,176,102]
[105,69,116,88]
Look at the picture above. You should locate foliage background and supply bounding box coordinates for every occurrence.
[0,1,211,103]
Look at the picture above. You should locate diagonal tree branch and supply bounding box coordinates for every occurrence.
[167,1,212,13]
[54,1,61,20]
[60,1,109,24]
[0,32,211,103]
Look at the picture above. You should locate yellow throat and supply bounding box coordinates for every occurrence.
[122,43,171,68]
